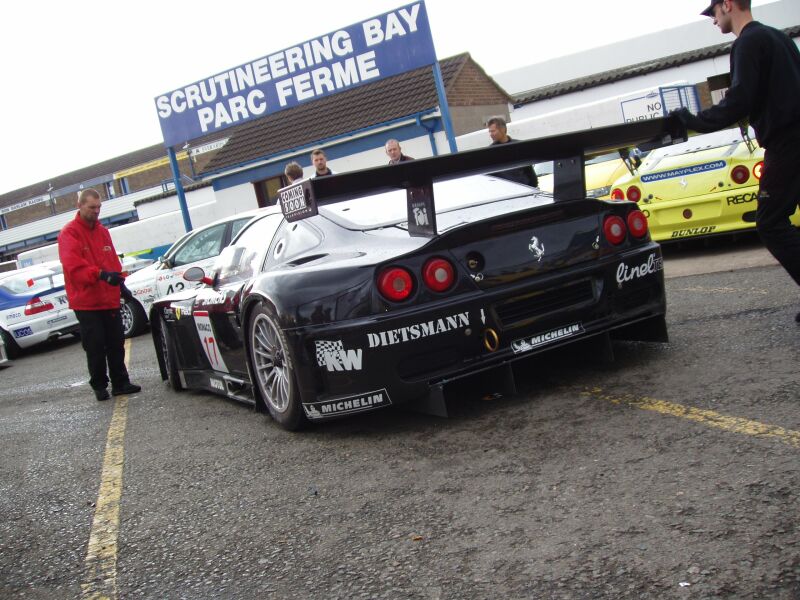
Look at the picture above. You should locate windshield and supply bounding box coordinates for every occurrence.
[0,268,64,296]
[212,213,284,285]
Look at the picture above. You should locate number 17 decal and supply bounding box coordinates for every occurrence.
[193,311,229,373]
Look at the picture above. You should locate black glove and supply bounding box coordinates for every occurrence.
[120,283,134,302]
[99,270,124,286]
[668,107,691,125]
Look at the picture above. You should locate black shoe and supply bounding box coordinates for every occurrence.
[796,311,800,324]
[112,382,141,396]
[94,388,110,401]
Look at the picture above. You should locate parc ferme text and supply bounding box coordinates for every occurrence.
[155,6,421,133]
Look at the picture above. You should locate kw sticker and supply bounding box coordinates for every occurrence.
[315,340,363,372]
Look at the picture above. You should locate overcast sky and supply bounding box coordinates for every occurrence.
[0,0,773,196]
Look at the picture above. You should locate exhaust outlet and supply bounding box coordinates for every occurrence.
[483,328,500,352]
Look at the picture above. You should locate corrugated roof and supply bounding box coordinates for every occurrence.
[515,25,800,106]
[0,144,167,209]
[201,53,487,175]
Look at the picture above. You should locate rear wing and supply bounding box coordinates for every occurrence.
[278,117,687,236]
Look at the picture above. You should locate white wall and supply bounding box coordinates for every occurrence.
[136,185,217,220]
[510,56,734,122]
[494,0,799,95]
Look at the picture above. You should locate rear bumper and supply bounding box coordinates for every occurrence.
[11,314,79,349]
[287,243,667,421]
[643,186,800,242]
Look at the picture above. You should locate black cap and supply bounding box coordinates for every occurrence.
[701,0,723,17]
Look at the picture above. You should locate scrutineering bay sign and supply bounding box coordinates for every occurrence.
[155,2,436,147]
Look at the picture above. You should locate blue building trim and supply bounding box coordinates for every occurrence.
[211,111,443,192]
[0,211,139,256]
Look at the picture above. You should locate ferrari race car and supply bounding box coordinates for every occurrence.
[610,127,800,241]
[151,119,686,430]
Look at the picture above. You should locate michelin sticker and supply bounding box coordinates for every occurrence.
[616,253,663,286]
[511,323,584,354]
[303,388,391,420]
[315,340,363,372]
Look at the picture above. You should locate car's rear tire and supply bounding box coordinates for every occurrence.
[159,317,183,392]
[1,329,20,360]
[121,300,147,338]
[248,304,305,430]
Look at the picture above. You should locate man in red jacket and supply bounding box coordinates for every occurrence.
[58,189,141,401]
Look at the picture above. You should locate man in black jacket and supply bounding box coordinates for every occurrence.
[672,0,800,323]
[487,117,538,188]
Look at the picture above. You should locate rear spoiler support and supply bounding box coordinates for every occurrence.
[278,117,687,236]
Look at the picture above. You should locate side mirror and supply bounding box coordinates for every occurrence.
[159,256,173,269]
[183,266,214,286]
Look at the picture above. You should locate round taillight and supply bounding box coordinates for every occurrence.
[627,210,648,238]
[753,161,764,180]
[377,267,414,301]
[683,209,693,219]
[731,165,750,185]
[610,188,625,201]
[422,257,455,293]
[603,215,627,245]
[626,186,642,203]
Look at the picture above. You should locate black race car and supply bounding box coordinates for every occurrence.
[151,118,687,430]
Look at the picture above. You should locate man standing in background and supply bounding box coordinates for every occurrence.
[487,117,538,188]
[385,139,414,164]
[311,148,334,177]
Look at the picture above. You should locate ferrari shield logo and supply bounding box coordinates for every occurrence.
[528,236,545,262]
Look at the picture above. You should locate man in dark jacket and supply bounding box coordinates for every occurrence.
[487,117,538,188]
[672,0,800,323]
[58,189,141,400]
[311,148,334,177]
[385,139,414,164]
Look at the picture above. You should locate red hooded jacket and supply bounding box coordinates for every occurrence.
[58,212,123,310]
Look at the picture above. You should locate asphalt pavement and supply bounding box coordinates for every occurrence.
[0,236,798,599]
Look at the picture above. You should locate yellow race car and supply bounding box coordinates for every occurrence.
[609,127,800,242]
[537,151,637,200]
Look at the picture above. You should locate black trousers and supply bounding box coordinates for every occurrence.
[74,309,129,391]
[757,139,800,287]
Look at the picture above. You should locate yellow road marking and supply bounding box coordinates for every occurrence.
[81,338,132,600]
[583,387,800,449]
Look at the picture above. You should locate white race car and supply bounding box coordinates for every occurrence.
[120,210,266,337]
[0,262,79,358]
